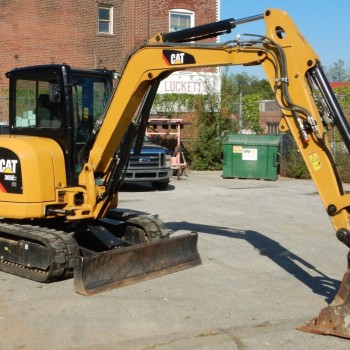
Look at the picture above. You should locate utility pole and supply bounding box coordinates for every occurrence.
[239,90,243,133]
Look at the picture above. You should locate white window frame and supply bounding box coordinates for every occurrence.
[267,122,280,135]
[98,5,113,35]
[169,9,194,33]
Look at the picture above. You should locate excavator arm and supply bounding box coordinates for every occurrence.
[77,8,350,337]
[85,8,350,236]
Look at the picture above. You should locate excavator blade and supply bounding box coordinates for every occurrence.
[298,269,350,338]
[74,232,201,296]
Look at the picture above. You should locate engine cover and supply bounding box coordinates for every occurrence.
[0,135,66,218]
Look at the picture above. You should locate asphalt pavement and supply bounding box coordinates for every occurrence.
[1,171,350,349]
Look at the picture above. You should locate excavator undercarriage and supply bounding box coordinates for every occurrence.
[0,212,201,295]
[0,220,78,282]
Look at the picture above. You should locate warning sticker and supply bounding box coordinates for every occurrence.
[233,145,242,153]
[308,152,321,171]
[242,148,258,161]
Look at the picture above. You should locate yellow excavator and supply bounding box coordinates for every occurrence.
[1,8,350,338]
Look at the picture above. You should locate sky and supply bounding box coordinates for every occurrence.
[219,0,350,78]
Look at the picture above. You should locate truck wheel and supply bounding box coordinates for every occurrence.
[151,181,169,191]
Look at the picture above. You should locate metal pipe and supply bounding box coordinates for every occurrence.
[310,64,350,153]
[232,14,264,26]
[163,14,264,43]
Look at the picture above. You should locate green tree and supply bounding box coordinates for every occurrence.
[190,85,233,170]
[283,144,310,179]
[334,86,350,110]
[234,72,274,99]
[327,86,350,182]
[152,93,195,113]
[220,70,274,124]
[220,69,239,118]
[324,60,350,82]
[242,94,263,134]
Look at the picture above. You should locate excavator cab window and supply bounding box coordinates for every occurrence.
[13,77,62,129]
[71,74,111,174]
[71,75,110,141]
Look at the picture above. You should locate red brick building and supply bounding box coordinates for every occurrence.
[0,0,219,122]
[0,0,219,90]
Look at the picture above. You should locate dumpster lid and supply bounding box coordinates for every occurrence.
[223,134,281,146]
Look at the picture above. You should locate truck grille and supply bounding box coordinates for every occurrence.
[129,153,164,168]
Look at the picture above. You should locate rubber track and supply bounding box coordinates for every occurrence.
[106,211,170,241]
[125,215,170,240]
[0,221,79,282]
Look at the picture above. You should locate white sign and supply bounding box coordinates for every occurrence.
[242,148,258,161]
[158,71,220,95]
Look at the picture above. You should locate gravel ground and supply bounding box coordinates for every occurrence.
[1,171,350,349]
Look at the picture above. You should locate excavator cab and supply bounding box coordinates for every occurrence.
[6,64,114,186]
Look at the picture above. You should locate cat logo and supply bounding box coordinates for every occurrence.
[163,50,196,66]
[0,148,22,194]
[0,159,18,174]
[170,52,185,64]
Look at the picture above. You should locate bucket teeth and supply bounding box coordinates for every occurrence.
[298,270,350,339]
[74,232,201,296]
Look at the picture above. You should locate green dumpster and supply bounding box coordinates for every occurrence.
[222,134,281,180]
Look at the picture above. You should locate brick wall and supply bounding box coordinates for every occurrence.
[0,0,218,88]
[0,0,218,120]
[0,1,116,84]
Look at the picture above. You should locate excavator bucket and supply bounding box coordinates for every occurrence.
[298,269,350,338]
[74,232,201,296]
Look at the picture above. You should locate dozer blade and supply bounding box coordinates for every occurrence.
[298,269,350,338]
[74,232,201,296]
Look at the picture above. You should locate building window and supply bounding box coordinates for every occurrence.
[98,6,113,34]
[266,122,280,135]
[169,9,194,32]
